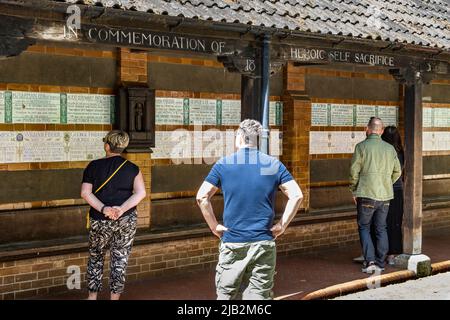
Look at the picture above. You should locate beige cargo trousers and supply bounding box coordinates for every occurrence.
[215,240,276,300]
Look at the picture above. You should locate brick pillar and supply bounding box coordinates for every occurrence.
[281,63,311,210]
[118,48,151,229]
[118,48,148,84]
[122,153,151,228]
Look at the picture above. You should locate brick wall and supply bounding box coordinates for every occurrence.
[0,46,154,229]
[282,63,311,209]
[119,48,148,84]
[2,206,449,300]
[122,153,151,228]
[0,45,282,233]
[26,45,117,59]
[117,48,152,228]
[0,235,219,300]
[148,54,224,68]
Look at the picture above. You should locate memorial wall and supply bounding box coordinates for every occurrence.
[147,56,284,212]
[0,90,113,163]
[149,92,285,229]
[153,97,283,160]
[0,47,287,237]
[0,91,283,163]
[0,47,117,211]
[310,103,398,155]
[309,102,450,155]
[0,43,449,243]
[144,56,285,228]
[305,66,450,209]
[0,45,122,245]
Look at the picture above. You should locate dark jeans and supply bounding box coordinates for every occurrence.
[357,197,390,268]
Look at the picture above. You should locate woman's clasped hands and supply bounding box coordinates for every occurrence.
[103,206,125,220]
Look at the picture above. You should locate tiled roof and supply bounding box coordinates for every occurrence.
[54,0,450,49]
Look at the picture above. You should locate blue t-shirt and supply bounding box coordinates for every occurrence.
[205,147,294,243]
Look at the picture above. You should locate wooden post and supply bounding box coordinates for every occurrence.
[390,67,432,275]
[403,74,423,255]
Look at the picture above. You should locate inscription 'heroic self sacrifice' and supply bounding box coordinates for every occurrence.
[290,47,395,67]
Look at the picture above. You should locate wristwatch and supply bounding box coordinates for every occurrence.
[101,205,106,214]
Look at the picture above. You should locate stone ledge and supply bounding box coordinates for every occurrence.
[0,209,356,263]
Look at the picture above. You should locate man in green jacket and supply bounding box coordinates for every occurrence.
[350,117,401,274]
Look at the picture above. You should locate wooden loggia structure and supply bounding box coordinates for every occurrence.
[0,0,450,298]
[1,0,449,270]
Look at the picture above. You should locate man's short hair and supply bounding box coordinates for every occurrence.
[103,130,129,153]
[367,117,384,131]
[237,119,262,145]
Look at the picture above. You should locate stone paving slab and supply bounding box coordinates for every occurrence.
[334,272,450,300]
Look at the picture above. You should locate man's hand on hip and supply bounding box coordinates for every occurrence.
[213,224,228,239]
[271,222,286,239]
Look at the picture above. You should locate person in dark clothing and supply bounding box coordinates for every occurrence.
[381,126,404,265]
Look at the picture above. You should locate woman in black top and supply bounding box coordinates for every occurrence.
[381,126,404,265]
[81,130,146,300]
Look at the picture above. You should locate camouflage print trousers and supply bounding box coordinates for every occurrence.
[87,212,137,294]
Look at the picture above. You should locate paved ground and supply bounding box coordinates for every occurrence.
[335,271,450,300]
[42,229,450,300]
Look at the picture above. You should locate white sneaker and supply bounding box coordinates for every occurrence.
[362,262,377,274]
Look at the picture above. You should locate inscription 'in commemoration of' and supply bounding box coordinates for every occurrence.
[86,27,227,54]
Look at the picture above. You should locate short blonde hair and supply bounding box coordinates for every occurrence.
[103,130,129,153]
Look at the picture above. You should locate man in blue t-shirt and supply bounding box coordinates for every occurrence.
[196,119,303,300]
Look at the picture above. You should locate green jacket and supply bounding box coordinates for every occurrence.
[350,134,402,201]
